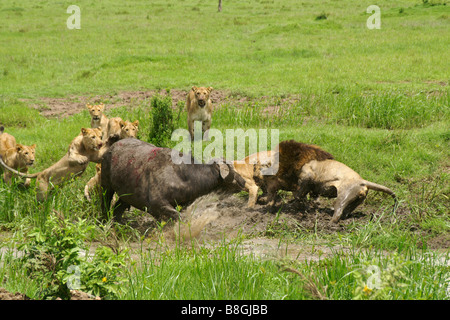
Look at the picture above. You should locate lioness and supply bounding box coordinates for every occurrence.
[0,126,36,186]
[186,86,213,140]
[233,150,274,208]
[0,127,111,201]
[87,103,109,133]
[295,159,397,223]
[84,163,102,202]
[104,117,139,141]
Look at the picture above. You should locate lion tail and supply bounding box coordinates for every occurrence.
[0,126,4,134]
[363,180,398,208]
[0,155,39,178]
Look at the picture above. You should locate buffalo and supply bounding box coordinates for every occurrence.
[101,138,245,222]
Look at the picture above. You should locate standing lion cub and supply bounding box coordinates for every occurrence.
[87,103,109,135]
[186,86,213,140]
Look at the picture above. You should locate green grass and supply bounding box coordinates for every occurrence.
[0,0,449,97]
[121,242,450,300]
[0,0,449,300]
[2,235,448,300]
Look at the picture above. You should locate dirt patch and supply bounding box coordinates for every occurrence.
[419,232,450,250]
[21,89,301,119]
[0,287,31,300]
[21,89,229,118]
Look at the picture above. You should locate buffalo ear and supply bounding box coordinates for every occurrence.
[219,163,229,179]
[219,163,235,184]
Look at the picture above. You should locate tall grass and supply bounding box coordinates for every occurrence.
[123,241,302,300]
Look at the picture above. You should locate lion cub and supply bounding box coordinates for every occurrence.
[104,117,139,141]
[0,126,36,186]
[233,150,274,208]
[186,86,213,140]
[0,128,108,201]
[84,163,102,202]
[87,104,109,134]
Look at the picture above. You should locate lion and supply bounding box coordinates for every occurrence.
[84,163,102,202]
[0,127,113,201]
[0,126,36,186]
[233,150,274,208]
[104,117,139,141]
[87,103,109,134]
[262,140,335,206]
[186,86,213,140]
[295,159,397,223]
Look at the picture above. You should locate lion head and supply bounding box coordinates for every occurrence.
[192,86,213,107]
[119,120,139,139]
[16,143,36,167]
[81,127,103,151]
[87,104,105,121]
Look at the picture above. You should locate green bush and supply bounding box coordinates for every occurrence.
[16,213,128,299]
[147,91,176,147]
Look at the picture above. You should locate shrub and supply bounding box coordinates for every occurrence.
[148,91,175,147]
[16,213,128,299]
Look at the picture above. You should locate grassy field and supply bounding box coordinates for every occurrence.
[0,0,449,301]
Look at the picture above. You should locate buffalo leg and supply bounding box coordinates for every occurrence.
[161,204,181,221]
[151,204,180,222]
[112,198,131,223]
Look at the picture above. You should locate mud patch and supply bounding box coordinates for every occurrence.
[122,191,376,243]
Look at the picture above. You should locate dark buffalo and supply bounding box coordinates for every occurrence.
[101,138,245,222]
